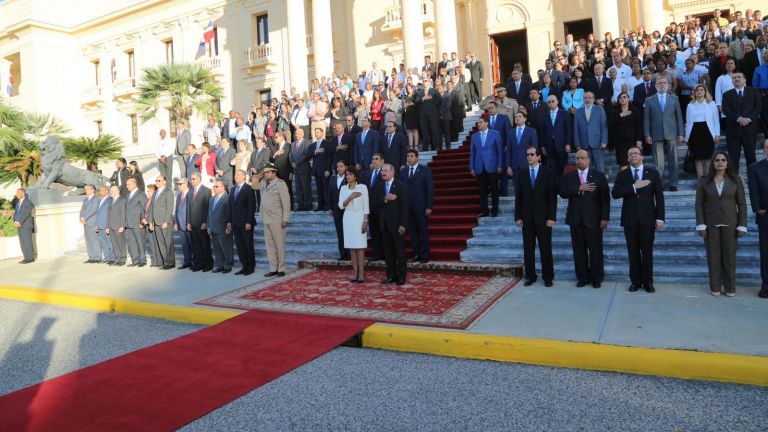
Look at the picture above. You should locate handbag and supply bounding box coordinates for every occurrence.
[683,150,695,174]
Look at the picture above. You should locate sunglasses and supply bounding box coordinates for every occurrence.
[526,153,537,156]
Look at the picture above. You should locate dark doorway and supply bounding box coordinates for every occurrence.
[564,19,594,42]
[489,30,528,86]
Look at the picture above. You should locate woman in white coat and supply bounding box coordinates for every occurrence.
[685,84,720,178]
[339,166,370,283]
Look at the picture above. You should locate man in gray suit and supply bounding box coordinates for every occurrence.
[94,185,114,263]
[13,188,35,264]
[125,178,147,267]
[643,77,685,191]
[176,120,192,179]
[289,128,313,211]
[106,185,127,266]
[214,139,235,189]
[208,179,233,273]
[187,173,212,272]
[156,129,174,189]
[79,184,101,263]
[573,91,609,173]
[149,175,176,269]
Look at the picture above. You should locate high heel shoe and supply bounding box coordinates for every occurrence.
[354,278,365,284]
[350,278,359,282]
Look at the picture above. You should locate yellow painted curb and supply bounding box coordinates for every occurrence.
[0,285,241,326]
[362,324,768,387]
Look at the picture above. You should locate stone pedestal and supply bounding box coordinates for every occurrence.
[25,190,84,259]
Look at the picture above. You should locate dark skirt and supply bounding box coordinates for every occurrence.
[689,122,715,160]
[614,141,633,167]
[404,106,420,130]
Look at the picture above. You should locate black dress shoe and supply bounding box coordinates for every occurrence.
[202,267,212,272]
[243,270,254,276]
[137,263,146,267]
[162,265,174,270]
[592,282,601,289]
[178,263,191,269]
[628,283,640,292]
[127,263,137,267]
[191,267,201,272]
[276,272,286,277]
[419,259,429,264]
[84,259,94,264]
[115,262,126,267]
[235,270,245,275]
[212,268,222,273]
[221,268,231,274]
[544,280,553,287]
[758,288,768,298]
[381,278,396,284]
[480,212,490,218]
[265,271,278,277]
[408,257,421,263]
[576,281,587,287]
[490,211,498,218]
[396,280,406,286]
[524,279,536,286]
[669,186,678,192]
[644,284,655,293]
[19,259,30,264]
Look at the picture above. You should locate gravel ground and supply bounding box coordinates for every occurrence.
[0,299,202,395]
[185,347,768,432]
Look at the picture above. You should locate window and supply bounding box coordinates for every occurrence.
[164,39,174,64]
[126,50,135,82]
[256,14,269,45]
[93,60,100,86]
[130,114,139,144]
[259,90,272,106]
[96,120,103,137]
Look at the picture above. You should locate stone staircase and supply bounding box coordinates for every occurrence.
[461,143,764,285]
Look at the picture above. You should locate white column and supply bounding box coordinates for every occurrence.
[464,0,476,54]
[401,0,424,73]
[592,0,619,40]
[435,0,458,57]
[287,0,309,97]
[311,0,334,79]
[636,0,665,37]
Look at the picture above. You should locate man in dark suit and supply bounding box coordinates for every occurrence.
[400,150,434,263]
[611,147,665,293]
[722,72,762,170]
[187,172,212,272]
[525,89,546,131]
[184,144,200,177]
[327,160,349,261]
[466,52,484,105]
[470,117,504,217]
[416,79,443,151]
[632,69,656,108]
[592,63,613,107]
[149,176,176,269]
[437,83,453,150]
[507,111,538,191]
[95,186,114,264]
[109,158,129,197]
[740,35,765,86]
[106,185,127,266]
[487,101,513,196]
[748,139,768,298]
[308,127,334,211]
[354,117,380,171]
[290,128,313,211]
[270,132,293,206]
[537,95,572,178]
[208,180,233,273]
[174,178,193,269]
[362,154,385,261]
[507,69,532,106]
[447,78,467,141]
[215,139,236,189]
[124,178,147,267]
[381,121,408,174]
[344,115,362,136]
[372,164,409,285]
[514,146,557,286]
[175,120,192,179]
[708,42,735,94]
[229,170,257,275]
[79,184,100,263]
[559,150,610,288]
[332,123,354,169]
[12,188,35,264]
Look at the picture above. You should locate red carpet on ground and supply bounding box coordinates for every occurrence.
[0,311,371,432]
[197,267,520,329]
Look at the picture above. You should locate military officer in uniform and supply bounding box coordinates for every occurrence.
[259,163,291,277]
[479,83,520,117]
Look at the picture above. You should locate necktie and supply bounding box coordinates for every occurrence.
[551,111,556,125]
[738,90,743,98]
[192,187,197,201]
[646,82,651,94]
[372,170,378,186]
[659,96,665,112]
[516,127,522,143]
[533,102,538,110]
[586,106,591,122]
[481,131,487,147]
[387,134,392,148]
[516,82,520,93]
[633,169,639,181]
[490,116,495,128]
[235,185,241,198]
[213,195,219,208]
[579,171,586,184]
[530,168,536,187]
[362,130,367,143]
[409,167,415,178]
[597,77,602,86]
[385,181,391,195]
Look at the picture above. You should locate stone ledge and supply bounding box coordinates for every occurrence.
[298,259,521,277]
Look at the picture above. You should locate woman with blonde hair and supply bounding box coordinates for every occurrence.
[355,95,370,126]
[685,84,720,178]
[231,139,253,181]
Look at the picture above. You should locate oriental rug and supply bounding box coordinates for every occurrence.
[196,267,520,329]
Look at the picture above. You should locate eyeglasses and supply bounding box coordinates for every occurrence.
[627,151,641,156]
[714,159,727,162]
[526,153,537,156]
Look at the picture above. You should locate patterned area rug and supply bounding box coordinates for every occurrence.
[197,267,520,329]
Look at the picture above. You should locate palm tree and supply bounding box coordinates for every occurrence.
[64,134,123,172]
[136,62,224,124]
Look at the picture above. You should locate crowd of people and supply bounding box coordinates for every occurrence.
[10,7,768,295]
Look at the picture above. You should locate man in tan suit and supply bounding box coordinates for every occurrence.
[260,163,291,277]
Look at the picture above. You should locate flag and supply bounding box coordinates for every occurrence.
[6,73,12,96]
[110,58,116,82]
[195,20,215,59]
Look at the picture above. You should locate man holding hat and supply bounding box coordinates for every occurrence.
[480,83,519,117]
[260,163,291,277]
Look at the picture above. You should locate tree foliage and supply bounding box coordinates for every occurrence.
[64,134,123,172]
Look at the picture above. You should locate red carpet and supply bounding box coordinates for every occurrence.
[0,311,371,432]
[197,267,520,329]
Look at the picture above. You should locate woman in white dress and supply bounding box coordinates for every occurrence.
[339,167,369,283]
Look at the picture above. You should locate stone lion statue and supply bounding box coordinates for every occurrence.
[32,136,109,189]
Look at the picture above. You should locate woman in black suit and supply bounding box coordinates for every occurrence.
[608,92,642,171]
[695,152,747,297]
[127,161,145,191]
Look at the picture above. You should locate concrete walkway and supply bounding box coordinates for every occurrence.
[2,255,766,358]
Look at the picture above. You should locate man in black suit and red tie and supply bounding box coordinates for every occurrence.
[559,150,610,288]
[514,146,558,287]
[592,63,614,108]
[373,164,409,285]
[332,123,354,169]
[611,146,665,293]
[400,149,434,263]
[229,170,257,276]
[632,68,656,108]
